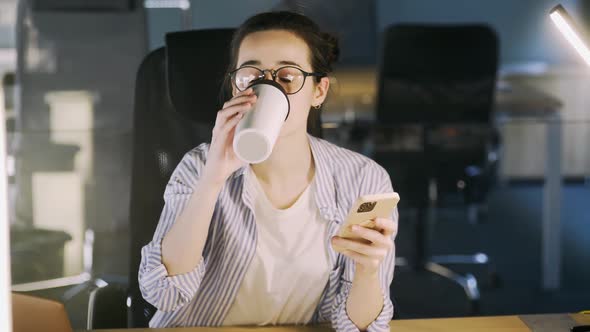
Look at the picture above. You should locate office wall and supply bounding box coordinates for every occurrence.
[147,0,378,65]
[147,0,280,50]
[0,0,17,48]
[4,1,589,68]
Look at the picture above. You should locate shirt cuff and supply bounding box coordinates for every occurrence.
[366,292,394,332]
[333,282,393,332]
[139,241,207,308]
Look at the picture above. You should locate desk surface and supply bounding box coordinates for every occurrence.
[494,81,563,115]
[322,67,564,117]
[90,314,590,332]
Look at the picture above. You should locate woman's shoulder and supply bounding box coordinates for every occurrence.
[171,142,210,177]
[311,136,393,211]
[186,142,210,164]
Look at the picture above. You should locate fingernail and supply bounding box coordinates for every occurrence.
[352,225,359,231]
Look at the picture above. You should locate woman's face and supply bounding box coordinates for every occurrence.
[234,29,330,138]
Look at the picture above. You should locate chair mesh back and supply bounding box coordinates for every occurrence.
[128,29,233,326]
[374,25,499,205]
[376,24,498,125]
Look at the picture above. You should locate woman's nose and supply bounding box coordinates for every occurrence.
[263,71,274,80]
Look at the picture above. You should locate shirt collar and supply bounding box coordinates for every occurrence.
[307,134,338,220]
[230,134,338,221]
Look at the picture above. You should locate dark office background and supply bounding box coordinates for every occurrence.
[1,0,589,329]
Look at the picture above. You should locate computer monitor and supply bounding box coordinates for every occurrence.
[0,76,13,331]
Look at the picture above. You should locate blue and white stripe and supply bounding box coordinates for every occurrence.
[139,134,398,331]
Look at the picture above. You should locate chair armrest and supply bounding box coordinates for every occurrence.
[87,283,127,329]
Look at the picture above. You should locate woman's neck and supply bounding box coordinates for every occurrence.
[251,131,314,189]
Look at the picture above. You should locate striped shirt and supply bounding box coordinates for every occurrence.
[139,134,399,331]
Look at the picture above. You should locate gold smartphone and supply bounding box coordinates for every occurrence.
[338,192,400,240]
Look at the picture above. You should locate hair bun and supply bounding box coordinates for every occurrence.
[321,32,340,66]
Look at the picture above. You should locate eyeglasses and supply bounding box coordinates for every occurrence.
[229,65,326,95]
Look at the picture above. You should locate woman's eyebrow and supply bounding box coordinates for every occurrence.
[278,60,302,67]
[238,60,261,67]
[237,60,303,68]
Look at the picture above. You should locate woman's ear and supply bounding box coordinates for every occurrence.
[312,76,330,107]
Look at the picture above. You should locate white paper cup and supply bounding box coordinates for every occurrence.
[233,80,290,164]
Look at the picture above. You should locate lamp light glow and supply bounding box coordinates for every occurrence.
[550,4,590,66]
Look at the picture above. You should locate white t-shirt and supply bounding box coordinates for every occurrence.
[222,167,331,326]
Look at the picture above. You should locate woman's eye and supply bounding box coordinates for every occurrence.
[279,75,294,83]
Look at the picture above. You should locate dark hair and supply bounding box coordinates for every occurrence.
[223,11,339,96]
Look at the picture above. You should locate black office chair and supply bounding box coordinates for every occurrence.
[126,28,236,328]
[374,24,500,314]
[89,27,325,328]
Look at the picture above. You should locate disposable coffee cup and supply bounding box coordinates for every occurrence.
[233,80,290,164]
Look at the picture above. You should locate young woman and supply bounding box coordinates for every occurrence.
[139,11,398,332]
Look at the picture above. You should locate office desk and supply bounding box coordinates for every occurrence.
[495,82,564,291]
[89,314,590,332]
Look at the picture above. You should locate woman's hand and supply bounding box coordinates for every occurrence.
[201,88,256,185]
[331,218,397,277]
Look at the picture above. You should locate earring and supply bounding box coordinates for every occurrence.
[313,104,322,109]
